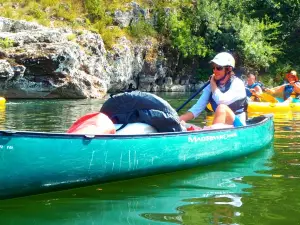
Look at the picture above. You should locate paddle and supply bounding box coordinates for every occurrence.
[176,81,210,112]
[258,82,278,103]
[246,86,278,103]
[258,92,278,103]
[257,82,279,103]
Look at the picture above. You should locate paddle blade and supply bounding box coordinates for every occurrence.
[206,103,213,112]
[259,93,278,103]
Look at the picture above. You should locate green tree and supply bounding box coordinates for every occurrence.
[237,18,281,69]
[245,0,300,66]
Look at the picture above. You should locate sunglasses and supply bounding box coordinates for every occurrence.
[286,75,297,80]
[212,65,224,71]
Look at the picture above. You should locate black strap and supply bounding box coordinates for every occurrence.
[114,110,139,131]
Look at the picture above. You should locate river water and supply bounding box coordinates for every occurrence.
[0,94,300,225]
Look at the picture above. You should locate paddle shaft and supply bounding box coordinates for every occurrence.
[176,81,210,112]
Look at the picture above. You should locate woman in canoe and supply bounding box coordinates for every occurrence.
[179,52,247,127]
[265,70,300,102]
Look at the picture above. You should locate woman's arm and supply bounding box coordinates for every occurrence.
[179,112,194,122]
[254,85,263,95]
[250,85,263,97]
[292,82,300,94]
[179,85,211,122]
[265,85,285,94]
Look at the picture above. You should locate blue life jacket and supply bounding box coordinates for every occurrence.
[209,76,247,115]
[284,81,300,100]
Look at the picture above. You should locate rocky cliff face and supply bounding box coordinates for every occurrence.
[0,16,202,99]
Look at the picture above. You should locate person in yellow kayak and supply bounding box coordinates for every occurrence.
[246,73,263,101]
[179,52,247,127]
[265,70,300,102]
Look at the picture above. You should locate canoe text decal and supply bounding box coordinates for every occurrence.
[188,133,238,142]
[0,145,14,150]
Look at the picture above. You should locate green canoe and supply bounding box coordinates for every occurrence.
[0,115,274,199]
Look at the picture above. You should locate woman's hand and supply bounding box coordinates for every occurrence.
[210,74,217,92]
[250,89,259,96]
[210,74,216,83]
[265,88,272,94]
[293,82,300,93]
[179,112,194,122]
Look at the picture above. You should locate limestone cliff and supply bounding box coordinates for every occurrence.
[0,17,202,98]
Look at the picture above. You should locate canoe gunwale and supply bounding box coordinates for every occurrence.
[0,114,273,139]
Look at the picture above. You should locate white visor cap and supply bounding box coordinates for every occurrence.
[210,52,235,68]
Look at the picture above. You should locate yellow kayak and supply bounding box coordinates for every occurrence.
[248,102,300,113]
[207,100,300,113]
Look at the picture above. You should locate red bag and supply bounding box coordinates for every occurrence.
[67,112,116,134]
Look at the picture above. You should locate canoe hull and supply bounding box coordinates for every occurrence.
[0,115,274,199]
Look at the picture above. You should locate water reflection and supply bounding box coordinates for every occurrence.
[0,105,6,130]
[143,194,243,225]
[0,145,273,225]
[140,145,273,225]
[4,99,106,132]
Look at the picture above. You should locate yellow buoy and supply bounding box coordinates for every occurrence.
[0,97,6,105]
